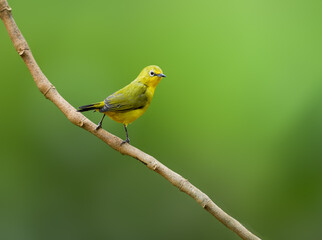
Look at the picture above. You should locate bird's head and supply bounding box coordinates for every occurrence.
[138,65,166,88]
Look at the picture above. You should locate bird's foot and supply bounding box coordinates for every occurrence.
[121,138,130,145]
[95,123,102,130]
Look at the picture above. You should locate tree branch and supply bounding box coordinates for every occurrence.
[0,1,261,239]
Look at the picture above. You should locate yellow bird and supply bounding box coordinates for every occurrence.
[77,65,166,144]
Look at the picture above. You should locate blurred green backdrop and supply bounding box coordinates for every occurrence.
[1,0,322,239]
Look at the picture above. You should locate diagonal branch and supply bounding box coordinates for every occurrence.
[0,1,261,239]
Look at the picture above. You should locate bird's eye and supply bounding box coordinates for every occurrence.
[149,71,155,77]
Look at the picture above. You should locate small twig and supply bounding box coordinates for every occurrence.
[0,1,261,239]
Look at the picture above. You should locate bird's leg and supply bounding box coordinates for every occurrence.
[121,124,130,145]
[95,114,106,130]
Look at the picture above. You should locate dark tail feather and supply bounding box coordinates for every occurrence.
[77,102,104,112]
[77,105,97,112]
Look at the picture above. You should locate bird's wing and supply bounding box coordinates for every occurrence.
[100,83,148,112]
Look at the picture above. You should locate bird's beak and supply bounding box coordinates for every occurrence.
[156,73,166,78]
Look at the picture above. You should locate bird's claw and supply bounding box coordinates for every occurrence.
[95,124,102,130]
[121,138,130,145]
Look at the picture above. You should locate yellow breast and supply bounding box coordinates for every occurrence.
[105,106,147,125]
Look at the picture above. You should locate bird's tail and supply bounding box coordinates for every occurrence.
[77,101,105,112]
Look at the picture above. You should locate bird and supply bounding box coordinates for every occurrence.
[77,65,166,144]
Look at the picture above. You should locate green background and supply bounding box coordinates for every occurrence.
[1,0,322,239]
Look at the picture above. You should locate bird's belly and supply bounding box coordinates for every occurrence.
[106,108,147,125]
